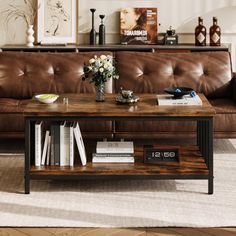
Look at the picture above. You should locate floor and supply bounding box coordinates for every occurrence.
[0,227,236,236]
[0,139,235,235]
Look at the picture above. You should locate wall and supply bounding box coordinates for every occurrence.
[1,0,236,67]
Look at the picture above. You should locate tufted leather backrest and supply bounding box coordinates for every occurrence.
[115,51,233,98]
[0,52,113,99]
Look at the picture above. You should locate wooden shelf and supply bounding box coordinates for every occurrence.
[1,43,229,52]
[30,145,208,177]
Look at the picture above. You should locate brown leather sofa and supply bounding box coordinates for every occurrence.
[0,51,235,139]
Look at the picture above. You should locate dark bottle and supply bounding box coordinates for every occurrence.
[195,17,206,46]
[99,15,106,45]
[210,17,221,46]
[90,8,97,45]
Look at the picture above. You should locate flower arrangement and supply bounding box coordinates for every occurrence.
[83,55,119,87]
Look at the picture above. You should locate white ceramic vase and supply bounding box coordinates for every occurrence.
[26,25,35,47]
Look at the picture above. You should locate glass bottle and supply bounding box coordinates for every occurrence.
[195,17,206,46]
[210,17,221,46]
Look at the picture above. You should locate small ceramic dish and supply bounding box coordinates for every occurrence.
[35,94,59,104]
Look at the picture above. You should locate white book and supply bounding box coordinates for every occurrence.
[60,121,70,166]
[73,122,87,166]
[92,156,134,163]
[96,141,134,154]
[35,121,42,167]
[46,135,51,166]
[69,122,74,167]
[157,94,202,106]
[41,130,49,165]
[93,153,133,158]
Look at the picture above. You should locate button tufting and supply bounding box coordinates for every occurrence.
[54,67,60,74]
[204,69,209,76]
[173,67,178,75]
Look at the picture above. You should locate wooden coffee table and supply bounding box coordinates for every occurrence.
[24,94,215,194]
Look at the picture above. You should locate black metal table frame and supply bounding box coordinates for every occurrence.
[25,116,213,194]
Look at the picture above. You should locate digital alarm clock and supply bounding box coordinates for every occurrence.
[144,146,179,163]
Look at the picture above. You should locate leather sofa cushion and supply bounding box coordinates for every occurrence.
[0,114,24,132]
[115,120,196,132]
[0,98,113,133]
[115,51,232,98]
[209,98,236,132]
[115,114,236,134]
[209,98,236,114]
[0,52,113,99]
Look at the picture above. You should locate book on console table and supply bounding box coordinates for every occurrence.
[157,94,202,106]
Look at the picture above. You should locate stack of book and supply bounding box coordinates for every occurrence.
[35,121,86,168]
[92,141,134,163]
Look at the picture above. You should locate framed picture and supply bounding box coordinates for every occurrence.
[37,0,78,44]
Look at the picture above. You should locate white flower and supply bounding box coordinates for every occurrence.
[108,66,113,72]
[104,63,109,69]
[106,62,112,67]
[99,67,104,73]
[107,55,112,61]
[95,61,101,67]
[89,58,95,64]
[100,55,107,60]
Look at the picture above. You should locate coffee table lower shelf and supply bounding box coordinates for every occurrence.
[29,145,209,180]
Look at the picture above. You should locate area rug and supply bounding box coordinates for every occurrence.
[0,141,235,227]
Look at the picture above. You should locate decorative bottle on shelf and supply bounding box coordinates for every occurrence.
[210,17,221,46]
[99,15,106,45]
[90,8,97,45]
[195,17,206,46]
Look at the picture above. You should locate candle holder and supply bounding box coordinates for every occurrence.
[90,8,97,45]
[99,15,105,45]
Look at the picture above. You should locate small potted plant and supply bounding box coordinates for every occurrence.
[83,54,119,102]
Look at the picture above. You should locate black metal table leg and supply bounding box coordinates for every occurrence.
[198,118,214,194]
[207,118,214,194]
[25,118,31,194]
